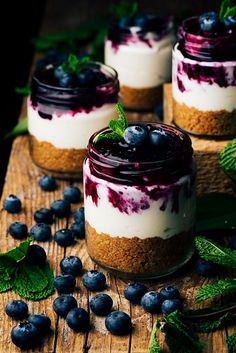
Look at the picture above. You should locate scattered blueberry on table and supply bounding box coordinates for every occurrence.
[160,286,181,300]
[3,195,22,213]
[70,221,85,239]
[54,228,74,247]
[34,208,54,224]
[5,300,28,320]
[73,206,85,223]
[161,299,183,315]
[105,311,132,335]
[66,307,90,332]
[26,244,47,266]
[141,291,163,313]
[89,293,113,316]
[11,322,40,349]
[124,283,148,304]
[53,295,77,318]
[54,274,76,294]
[50,199,71,218]
[8,222,28,239]
[82,270,106,291]
[195,258,217,277]
[63,185,81,203]
[39,175,57,191]
[60,256,82,276]
[28,314,51,334]
[30,223,52,242]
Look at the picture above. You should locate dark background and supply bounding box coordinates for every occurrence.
[0,0,220,192]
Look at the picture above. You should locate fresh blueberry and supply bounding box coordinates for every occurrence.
[8,222,28,239]
[39,175,57,191]
[50,199,71,218]
[82,270,106,291]
[59,72,78,88]
[30,223,52,241]
[26,244,47,266]
[60,256,82,276]
[66,307,90,332]
[34,208,53,224]
[141,291,163,313]
[195,259,217,277]
[5,300,28,320]
[54,229,74,247]
[28,314,51,334]
[89,293,113,316]
[11,322,40,350]
[105,311,132,335]
[223,15,236,29]
[74,207,85,223]
[160,286,180,300]
[149,129,170,147]
[124,125,148,146]
[3,195,22,213]
[161,299,183,315]
[119,16,133,29]
[77,68,96,86]
[53,295,77,318]
[54,65,65,80]
[63,186,81,203]
[124,283,148,304]
[70,222,85,239]
[199,12,219,33]
[54,274,76,294]
[134,14,150,27]
[228,237,236,249]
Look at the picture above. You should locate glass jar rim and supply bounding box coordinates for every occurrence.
[32,61,119,93]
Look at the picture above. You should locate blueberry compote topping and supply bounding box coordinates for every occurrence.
[87,123,193,186]
[178,16,236,61]
[30,62,119,117]
[107,14,173,49]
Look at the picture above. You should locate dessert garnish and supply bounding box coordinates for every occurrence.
[199,0,236,34]
[111,1,138,19]
[219,138,236,185]
[0,238,54,300]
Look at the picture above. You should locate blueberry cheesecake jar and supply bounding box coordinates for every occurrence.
[84,108,196,279]
[28,58,119,178]
[173,12,236,138]
[105,14,174,111]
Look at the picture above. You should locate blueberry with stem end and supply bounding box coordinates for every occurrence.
[60,256,82,276]
[124,283,148,304]
[124,125,148,146]
[66,307,90,332]
[53,295,77,318]
[39,175,57,191]
[30,223,52,242]
[11,322,40,350]
[34,208,53,224]
[8,222,28,239]
[54,229,74,247]
[82,270,106,291]
[5,300,28,320]
[199,12,219,33]
[28,314,51,334]
[3,195,21,213]
[105,311,132,335]
[89,293,113,316]
[50,199,71,218]
[54,275,76,294]
[141,291,163,313]
[160,286,180,300]
[161,299,183,315]
[63,186,81,203]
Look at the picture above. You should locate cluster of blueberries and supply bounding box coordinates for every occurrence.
[4,175,85,245]
[123,125,169,147]
[199,12,236,34]
[118,14,159,29]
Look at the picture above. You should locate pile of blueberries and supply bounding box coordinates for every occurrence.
[199,12,236,34]
[123,125,170,147]
[4,175,85,245]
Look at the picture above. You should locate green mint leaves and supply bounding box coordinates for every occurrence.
[227,332,236,353]
[148,320,160,353]
[96,102,128,142]
[15,86,31,96]
[111,1,138,19]
[219,139,236,185]
[61,54,91,74]
[4,117,28,140]
[195,278,236,303]
[219,0,236,20]
[0,239,54,300]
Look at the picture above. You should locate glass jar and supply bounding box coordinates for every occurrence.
[105,15,174,111]
[173,17,236,138]
[84,122,196,279]
[28,62,119,179]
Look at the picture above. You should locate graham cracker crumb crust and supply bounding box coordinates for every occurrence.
[120,84,162,110]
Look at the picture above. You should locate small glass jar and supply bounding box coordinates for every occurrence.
[105,15,174,111]
[173,17,236,138]
[28,62,119,179]
[84,122,196,279]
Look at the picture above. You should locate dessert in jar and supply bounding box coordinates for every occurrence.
[28,55,119,178]
[173,9,236,137]
[105,14,174,111]
[84,104,196,279]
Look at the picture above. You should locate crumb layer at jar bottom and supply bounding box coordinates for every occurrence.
[120,84,162,111]
[173,100,236,138]
[29,136,86,178]
[85,222,194,279]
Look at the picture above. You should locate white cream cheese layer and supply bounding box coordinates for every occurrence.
[84,159,195,240]
[28,100,117,149]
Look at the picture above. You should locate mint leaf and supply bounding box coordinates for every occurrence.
[95,131,121,142]
[0,255,17,278]
[15,86,31,96]
[110,1,138,18]
[227,332,236,353]
[0,275,13,292]
[195,279,236,303]
[148,320,160,353]
[195,237,236,268]
[62,54,91,74]
[14,260,48,293]
[225,5,236,16]
[4,117,28,140]
[116,101,128,130]
[219,139,236,185]
[219,0,232,19]
[161,311,204,353]
[189,311,236,332]
[6,238,31,262]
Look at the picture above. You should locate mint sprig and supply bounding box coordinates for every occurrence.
[61,54,91,74]
[195,278,236,303]
[227,332,236,353]
[15,86,31,96]
[96,102,128,142]
[0,239,54,300]
[219,139,236,185]
[4,117,28,140]
[110,1,138,19]
[148,320,160,353]
[219,0,236,20]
